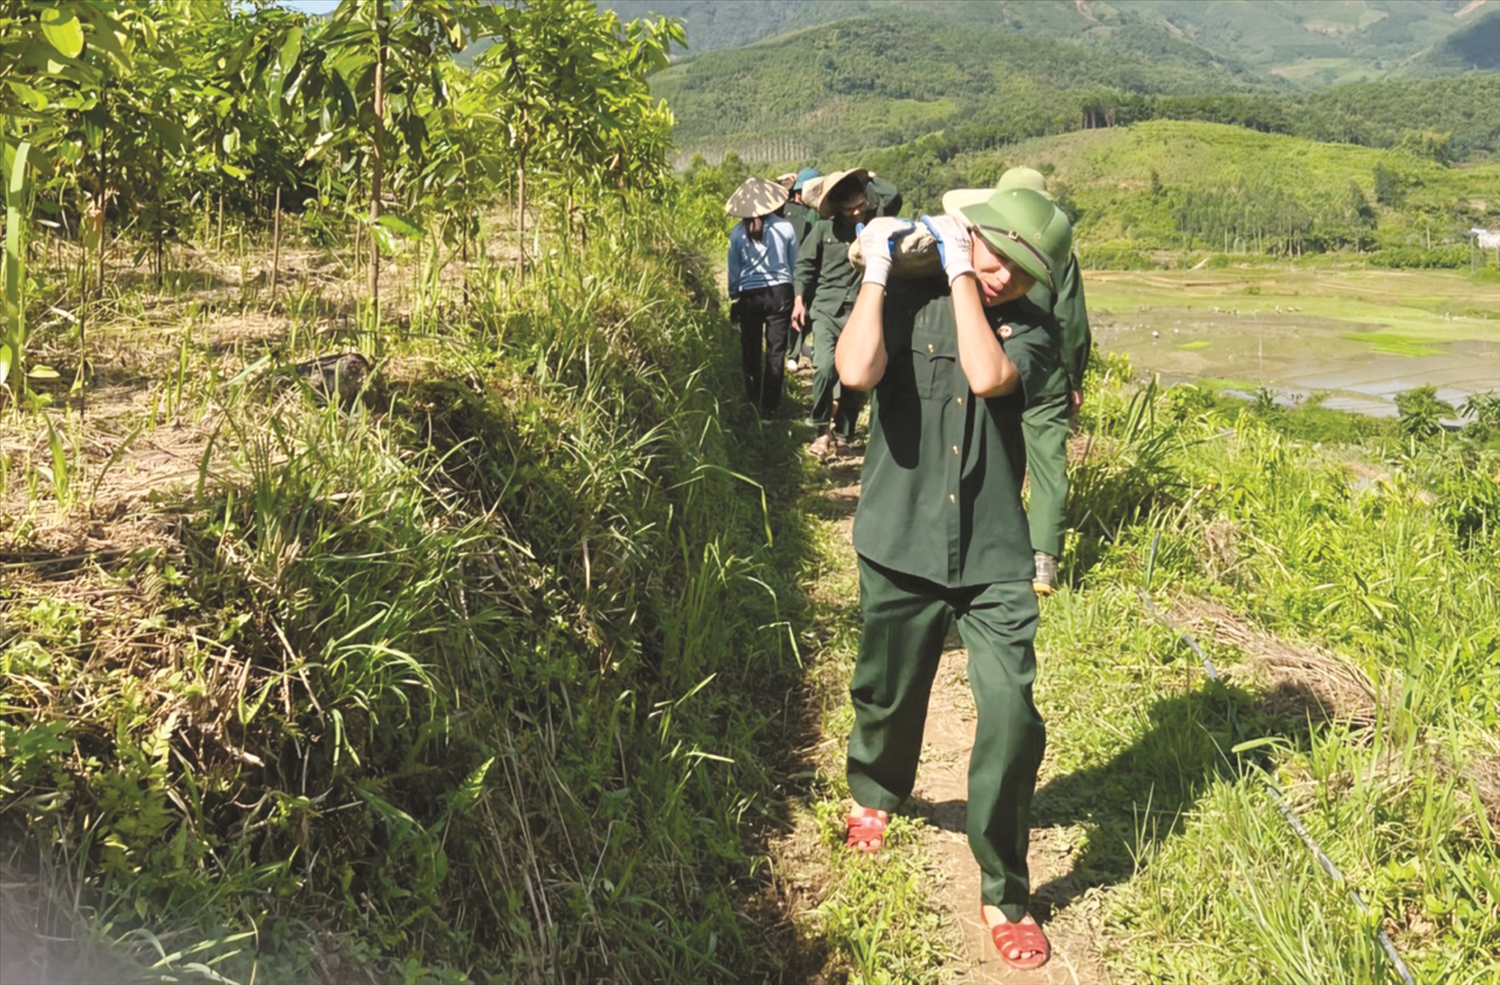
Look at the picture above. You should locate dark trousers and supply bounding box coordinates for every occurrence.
[847,555,1045,922]
[737,283,793,418]
[809,312,865,441]
[1022,391,1072,558]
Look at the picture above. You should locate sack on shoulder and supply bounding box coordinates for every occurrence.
[848,223,943,279]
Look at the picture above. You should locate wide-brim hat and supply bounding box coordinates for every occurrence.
[942,187,1071,292]
[725,177,789,219]
[775,172,797,190]
[799,174,828,211]
[817,168,872,218]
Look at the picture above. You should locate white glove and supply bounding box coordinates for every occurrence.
[920,214,974,285]
[856,217,917,289]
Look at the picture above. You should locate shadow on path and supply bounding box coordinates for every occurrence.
[914,677,1324,922]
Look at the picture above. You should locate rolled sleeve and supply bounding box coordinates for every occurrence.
[996,317,1058,407]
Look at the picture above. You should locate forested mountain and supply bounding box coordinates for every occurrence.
[603,0,1490,82]
[1403,7,1500,74]
[652,3,1500,168]
[921,119,1500,258]
[652,10,1270,162]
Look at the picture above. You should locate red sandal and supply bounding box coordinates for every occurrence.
[981,906,1050,970]
[844,807,889,854]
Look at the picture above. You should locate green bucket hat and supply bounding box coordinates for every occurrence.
[942,187,1071,292]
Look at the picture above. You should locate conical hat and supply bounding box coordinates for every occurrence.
[775,172,797,190]
[725,178,789,219]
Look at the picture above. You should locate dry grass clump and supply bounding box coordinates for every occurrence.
[1169,598,1378,727]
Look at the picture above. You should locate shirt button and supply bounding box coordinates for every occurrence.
[956,397,964,405]
[926,343,934,353]
[948,493,956,504]
[951,445,959,456]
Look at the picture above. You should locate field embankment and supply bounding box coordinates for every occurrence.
[1,204,829,983]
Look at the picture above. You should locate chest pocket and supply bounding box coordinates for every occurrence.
[909,344,955,399]
[908,309,958,398]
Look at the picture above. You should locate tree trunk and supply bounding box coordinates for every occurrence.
[154,147,164,288]
[217,193,224,254]
[370,0,386,320]
[271,186,282,297]
[516,147,527,281]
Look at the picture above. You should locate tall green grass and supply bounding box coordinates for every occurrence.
[1,201,805,982]
[1045,360,1500,982]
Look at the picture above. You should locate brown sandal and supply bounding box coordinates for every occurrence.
[981,906,1050,970]
[844,807,889,854]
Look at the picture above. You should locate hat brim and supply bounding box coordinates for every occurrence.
[725,179,790,219]
[943,189,1055,291]
[816,168,872,218]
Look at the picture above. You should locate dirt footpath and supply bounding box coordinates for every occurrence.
[823,459,1112,984]
[912,652,1111,984]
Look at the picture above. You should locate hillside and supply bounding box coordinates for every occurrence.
[954,120,1500,256]
[835,119,1500,260]
[653,10,1270,163]
[1403,6,1500,74]
[605,0,1488,81]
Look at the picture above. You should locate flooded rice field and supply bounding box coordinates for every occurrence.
[1087,266,1499,416]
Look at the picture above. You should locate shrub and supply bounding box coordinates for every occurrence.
[1396,384,1456,436]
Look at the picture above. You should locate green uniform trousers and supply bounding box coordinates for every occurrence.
[809,313,865,441]
[847,556,1045,922]
[1022,391,1072,559]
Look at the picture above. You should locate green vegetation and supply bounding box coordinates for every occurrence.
[6,2,1497,983]
[1405,7,1500,76]
[1062,366,1500,982]
[2,2,829,981]
[782,355,1499,982]
[652,9,1268,161]
[934,120,1500,262]
[611,0,1481,79]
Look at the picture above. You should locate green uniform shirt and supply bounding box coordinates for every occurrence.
[853,279,1058,587]
[786,201,817,248]
[794,218,860,322]
[1023,252,1090,397]
[868,176,903,217]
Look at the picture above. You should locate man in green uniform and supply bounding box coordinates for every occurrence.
[866,173,902,218]
[996,167,1092,595]
[783,167,821,372]
[786,167,821,244]
[794,168,873,458]
[834,187,1073,971]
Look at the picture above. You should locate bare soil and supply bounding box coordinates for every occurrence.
[794,447,1114,984]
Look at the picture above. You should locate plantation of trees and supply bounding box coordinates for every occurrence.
[2,0,681,395]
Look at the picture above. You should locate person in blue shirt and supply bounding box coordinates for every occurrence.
[726,177,800,418]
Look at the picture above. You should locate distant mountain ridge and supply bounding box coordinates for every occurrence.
[1402,6,1500,74]
[601,0,1492,85]
[649,8,1275,163]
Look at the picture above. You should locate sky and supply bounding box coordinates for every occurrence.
[278,0,341,15]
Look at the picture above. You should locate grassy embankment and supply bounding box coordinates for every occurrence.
[949,119,1500,264]
[1,200,834,983]
[783,355,1499,982]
